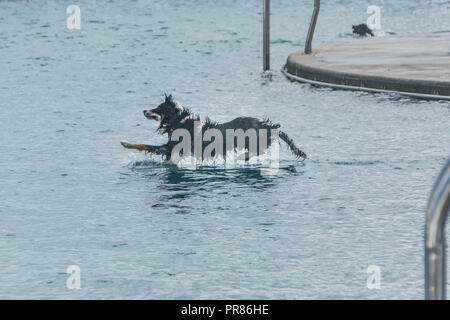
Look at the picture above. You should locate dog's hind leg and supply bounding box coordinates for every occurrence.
[278,131,307,159]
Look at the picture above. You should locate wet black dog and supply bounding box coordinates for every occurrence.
[120,94,306,163]
[352,23,374,37]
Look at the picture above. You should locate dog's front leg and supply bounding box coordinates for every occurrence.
[120,141,168,155]
[120,141,150,151]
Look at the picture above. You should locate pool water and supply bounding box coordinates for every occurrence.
[0,0,449,299]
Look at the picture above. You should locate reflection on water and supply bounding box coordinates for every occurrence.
[125,159,305,216]
[128,159,303,197]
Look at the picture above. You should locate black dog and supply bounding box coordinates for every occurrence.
[352,23,374,37]
[120,94,306,163]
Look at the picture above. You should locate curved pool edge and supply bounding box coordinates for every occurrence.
[282,65,450,101]
[285,49,450,101]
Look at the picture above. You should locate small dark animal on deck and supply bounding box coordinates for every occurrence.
[120,94,307,163]
[352,23,374,37]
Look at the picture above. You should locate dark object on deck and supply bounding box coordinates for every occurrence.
[352,24,374,37]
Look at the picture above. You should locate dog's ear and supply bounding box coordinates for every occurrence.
[165,94,173,103]
[175,101,184,112]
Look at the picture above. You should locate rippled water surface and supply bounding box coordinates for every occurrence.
[1,0,450,299]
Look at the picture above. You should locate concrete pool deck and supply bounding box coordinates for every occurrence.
[285,32,450,100]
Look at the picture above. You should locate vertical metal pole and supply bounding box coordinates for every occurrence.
[425,159,450,300]
[263,0,270,71]
[305,0,320,54]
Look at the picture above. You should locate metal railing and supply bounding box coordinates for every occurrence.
[305,0,320,54]
[262,0,320,70]
[425,158,450,299]
[263,0,270,70]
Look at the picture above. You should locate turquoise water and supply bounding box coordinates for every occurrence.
[0,0,449,299]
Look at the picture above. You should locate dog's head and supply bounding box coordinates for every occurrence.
[143,94,184,123]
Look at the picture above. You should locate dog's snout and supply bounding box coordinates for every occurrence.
[143,110,161,121]
[143,110,153,118]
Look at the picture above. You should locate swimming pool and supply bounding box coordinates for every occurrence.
[0,0,449,299]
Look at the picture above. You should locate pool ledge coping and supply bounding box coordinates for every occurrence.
[285,47,450,100]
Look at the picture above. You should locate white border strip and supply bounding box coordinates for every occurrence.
[282,68,450,101]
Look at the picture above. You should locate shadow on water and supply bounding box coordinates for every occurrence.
[126,159,304,202]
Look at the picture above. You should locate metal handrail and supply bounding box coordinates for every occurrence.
[262,0,320,70]
[263,0,270,70]
[305,0,320,54]
[425,159,450,300]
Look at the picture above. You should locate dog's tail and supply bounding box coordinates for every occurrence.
[279,131,307,159]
